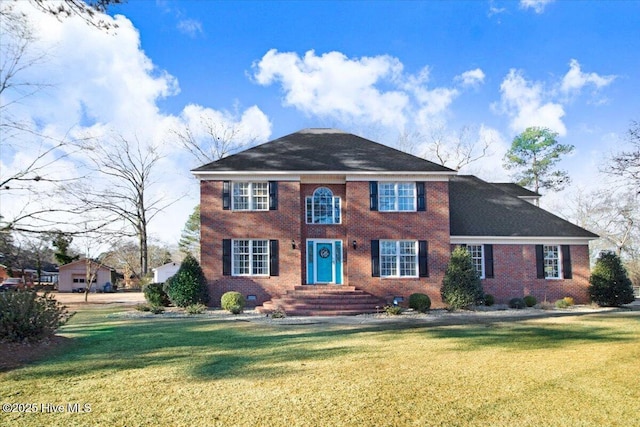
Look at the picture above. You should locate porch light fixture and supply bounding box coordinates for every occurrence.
[291,239,297,249]
[352,240,357,250]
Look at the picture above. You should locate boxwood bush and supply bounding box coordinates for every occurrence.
[221,291,245,314]
[0,290,73,342]
[165,254,210,308]
[143,282,171,307]
[483,294,495,306]
[508,297,526,309]
[441,247,484,310]
[523,295,537,307]
[408,293,431,312]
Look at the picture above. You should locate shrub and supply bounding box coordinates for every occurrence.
[555,298,570,309]
[484,294,495,306]
[588,252,635,307]
[134,303,151,312]
[165,254,210,308]
[539,300,554,310]
[523,295,537,307]
[149,305,165,314]
[0,290,73,342]
[408,293,431,313]
[221,291,245,314]
[143,283,171,307]
[270,307,286,318]
[508,297,526,309]
[441,247,484,310]
[185,303,207,314]
[563,296,575,306]
[384,305,403,315]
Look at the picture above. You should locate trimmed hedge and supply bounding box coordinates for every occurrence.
[221,291,245,314]
[143,282,171,307]
[165,254,210,308]
[408,293,431,313]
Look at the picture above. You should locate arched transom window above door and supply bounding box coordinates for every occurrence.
[306,187,341,224]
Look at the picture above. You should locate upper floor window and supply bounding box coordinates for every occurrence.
[232,182,268,211]
[306,187,341,224]
[378,182,416,211]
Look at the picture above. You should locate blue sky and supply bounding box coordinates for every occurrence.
[2,0,639,246]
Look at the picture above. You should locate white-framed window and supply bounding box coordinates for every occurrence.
[544,245,561,279]
[306,187,341,224]
[380,240,418,277]
[378,182,416,212]
[232,182,268,211]
[232,239,269,276]
[467,245,485,278]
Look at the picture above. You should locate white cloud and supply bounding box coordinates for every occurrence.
[456,68,486,87]
[496,69,567,136]
[177,19,203,38]
[560,59,616,95]
[253,49,409,129]
[1,4,271,244]
[520,0,555,14]
[253,49,480,131]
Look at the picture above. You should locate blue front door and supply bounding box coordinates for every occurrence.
[316,243,333,283]
[307,240,343,284]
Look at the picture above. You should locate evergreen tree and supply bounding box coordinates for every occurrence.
[441,247,484,309]
[588,252,635,307]
[165,254,209,307]
[179,205,200,261]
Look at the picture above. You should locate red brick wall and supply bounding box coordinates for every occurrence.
[346,181,451,307]
[200,180,302,306]
[456,244,591,305]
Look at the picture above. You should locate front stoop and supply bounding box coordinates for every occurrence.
[256,285,387,316]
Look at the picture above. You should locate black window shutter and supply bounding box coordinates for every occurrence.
[561,245,572,279]
[269,181,278,210]
[371,240,380,277]
[419,240,429,277]
[535,245,545,279]
[222,181,231,210]
[369,181,378,211]
[416,182,426,211]
[222,239,231,276]
[484,244,494,279]
[269,240,279,276]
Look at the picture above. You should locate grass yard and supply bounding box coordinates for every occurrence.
[1,307,639,427]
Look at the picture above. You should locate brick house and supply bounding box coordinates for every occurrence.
[192,129,597,313]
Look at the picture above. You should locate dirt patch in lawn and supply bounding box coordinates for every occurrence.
[0,336,73,373]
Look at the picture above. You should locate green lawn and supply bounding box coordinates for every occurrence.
[1,307,639,426]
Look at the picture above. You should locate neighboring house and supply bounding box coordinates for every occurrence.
[58,259,114,292]
[192,129,597,310]
[152,262,180,283]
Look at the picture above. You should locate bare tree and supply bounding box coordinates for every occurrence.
[0,4,95,234]
[406,124,494,171]
[29,0,123,31]
[605,120,640,195]
[66,134,179,277]
[171,118,256,165]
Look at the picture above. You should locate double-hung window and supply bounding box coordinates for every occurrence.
[380,240,418,277]
[543,245,561,279]
[232,182,268,211]
[232,239,269,276]
[467,245,485,278]
[306,187,341,224]
[379,182,416,212]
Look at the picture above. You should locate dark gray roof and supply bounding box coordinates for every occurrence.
[491,183,541,198]
[192,129,455,173]
[449,176,598,238]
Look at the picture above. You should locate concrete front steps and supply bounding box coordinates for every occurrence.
[256,285,387,316]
